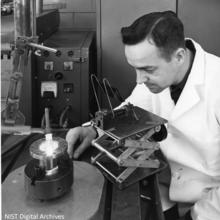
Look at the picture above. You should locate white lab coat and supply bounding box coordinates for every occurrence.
[120,39,220,220]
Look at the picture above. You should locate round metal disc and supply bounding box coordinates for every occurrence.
[29,136,67,160]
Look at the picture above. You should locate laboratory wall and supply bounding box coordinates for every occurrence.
[178,0,220,57]
[58,0,96,30]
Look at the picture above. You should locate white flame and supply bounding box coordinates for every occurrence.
[39,133,58,156]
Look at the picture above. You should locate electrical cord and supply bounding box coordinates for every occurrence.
[59,105,71,128]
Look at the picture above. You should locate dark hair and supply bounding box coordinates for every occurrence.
[121,11,185,60]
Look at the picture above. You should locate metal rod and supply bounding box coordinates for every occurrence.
[91,140,119,163]
[95,161,118,180]
[30,0,37,36]
[91,152,104,164]
[117,167,136,183]
[45,108,51,133]
[103,78,115,118]
[14,0,32,38]
[28,42,58,53]
[90,74,102,111]
[36,0,43,16]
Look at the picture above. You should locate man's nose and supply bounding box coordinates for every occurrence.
[136,70,147,84]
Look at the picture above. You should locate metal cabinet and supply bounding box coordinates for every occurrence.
[33,30,97,128]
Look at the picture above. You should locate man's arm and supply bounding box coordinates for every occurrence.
[66,126,97,159]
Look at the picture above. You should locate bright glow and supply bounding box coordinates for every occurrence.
[39,134,59,156]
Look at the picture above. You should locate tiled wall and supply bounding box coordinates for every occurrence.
[44,0,97,30]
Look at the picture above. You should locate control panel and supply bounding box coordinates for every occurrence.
[32,30,97,128]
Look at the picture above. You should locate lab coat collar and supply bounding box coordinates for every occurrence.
[170,39,205,120]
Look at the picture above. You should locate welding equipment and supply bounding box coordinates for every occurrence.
[24,133,73,200]
[32,30,97,129]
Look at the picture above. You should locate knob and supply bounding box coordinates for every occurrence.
[68,50,74,57]
[151,124,167,142]
[54,72,63,80]
[43,51,49,57]
[55,50,62,57]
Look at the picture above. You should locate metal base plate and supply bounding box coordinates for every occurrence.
[2,161,105,220]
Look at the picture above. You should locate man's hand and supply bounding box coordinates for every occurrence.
[66,126,97,159]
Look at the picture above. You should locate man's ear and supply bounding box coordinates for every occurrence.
[174,48,185,64]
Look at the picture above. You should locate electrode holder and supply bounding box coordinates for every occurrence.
[91,104,168,189]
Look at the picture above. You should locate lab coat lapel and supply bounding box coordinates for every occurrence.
[170,40,205,121]
[170,84,200,120]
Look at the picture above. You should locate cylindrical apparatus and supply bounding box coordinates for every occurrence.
[36,0,43,16]
[14,0,35,38]
[24,134,73,200]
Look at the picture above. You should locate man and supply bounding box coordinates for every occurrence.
[66,11,220,220]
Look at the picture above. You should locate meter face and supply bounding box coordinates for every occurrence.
[63,61,73,71]
[44,61,54,71]
[41,81,58,98]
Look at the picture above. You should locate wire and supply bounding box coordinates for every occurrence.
[103,78,115,118]
[90,74,104,111]
[59,105,71,128]
[91,74,124,113]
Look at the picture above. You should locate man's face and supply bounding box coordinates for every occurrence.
[125,38,180,93]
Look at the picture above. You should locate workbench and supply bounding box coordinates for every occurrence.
[2,133,165,220]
